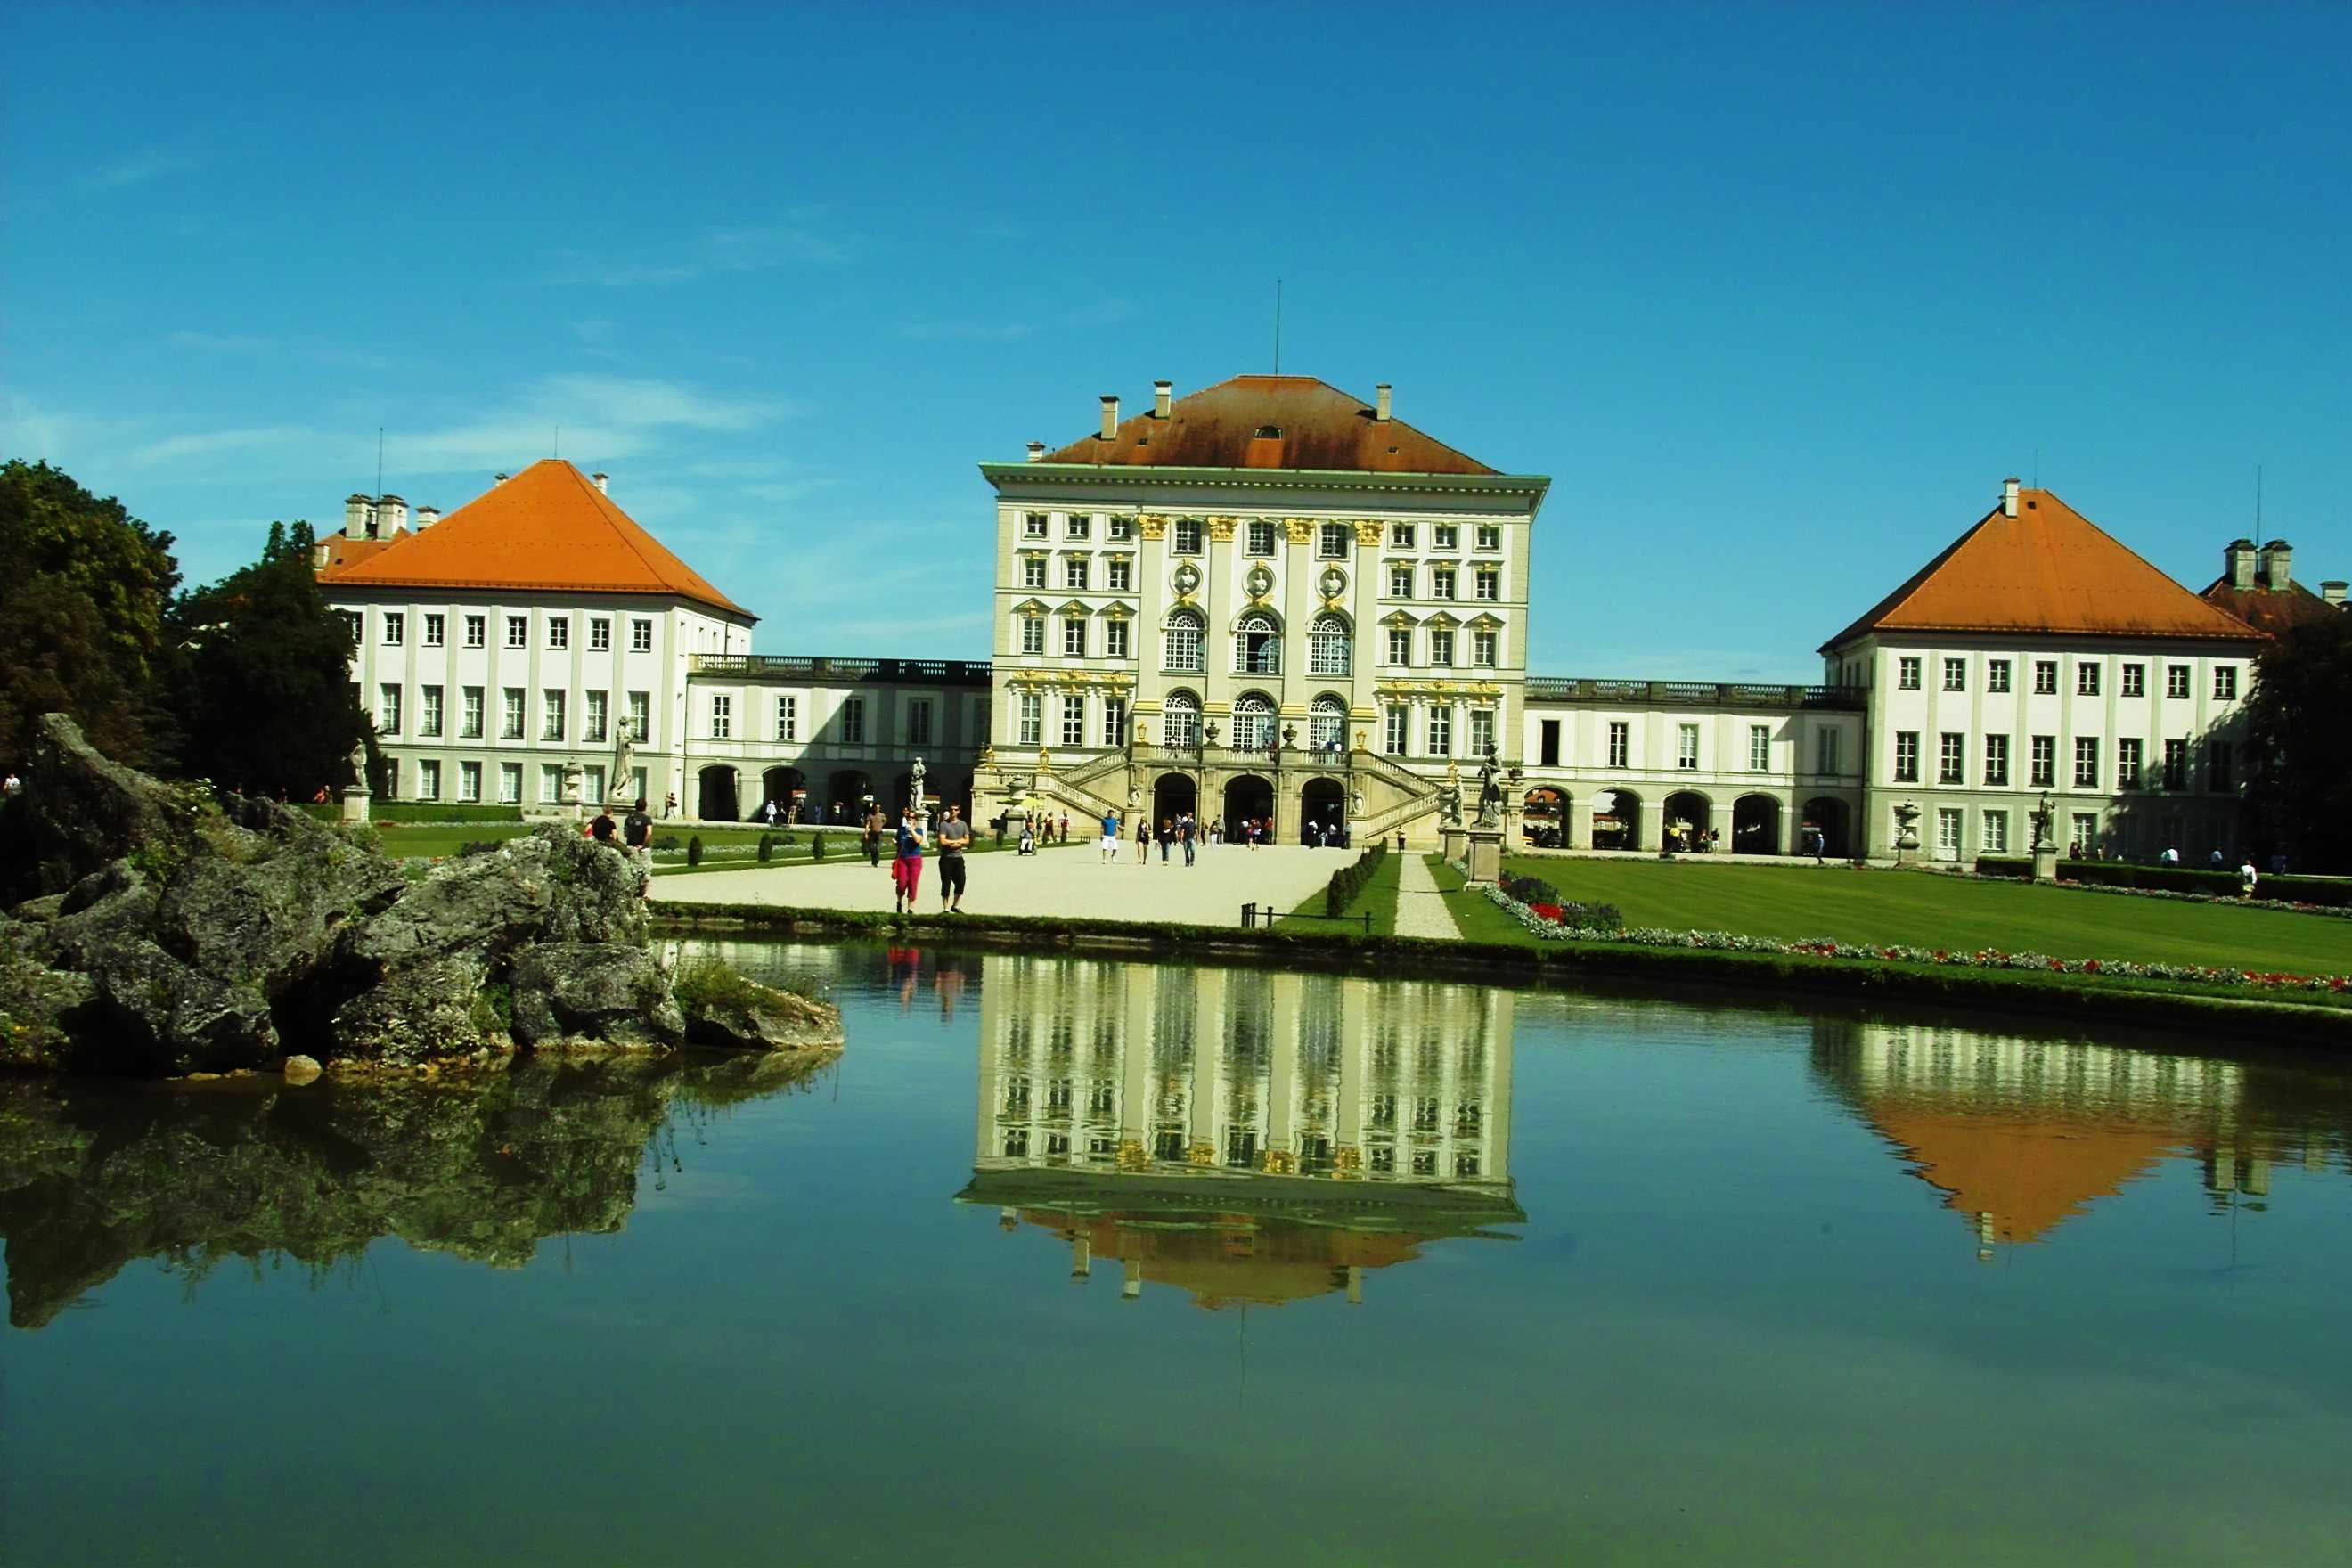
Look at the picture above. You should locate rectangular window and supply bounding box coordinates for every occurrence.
[1102,697,1127,747]
[377,683,402,735]
[584,689,607,744]
[1106,620,1131,659]
[498,762,521,804]
[589,617,611,651]
[2030,734,2055,788]
[459,761,481,803]
[627,690,650,745]
[1426,629,1455,666]
[2167,664,2191,699]
[1388,563,1414,597]
[1893,731,1920,782]
[1474,566,1499,601]
[1107,514,1134,542]
[2071,812,2100,853]
[1060,697,1085,747]
[422,613,445,647]
[1021,557,1047,590]
[1678,723,1700,771]
[1319,522,1350,559]
[1065,511,1090,540]
[1982,809,2009,853]
[1942,657,1965,691]
[630,618,654,653]
[1983,732,2009,787]
[1898,657,1922,690]
[382,612,404,647]
[1389,522,1416,549]
[2077,663,2101,697]
[464,614,486,649]
[461,686,484,739]
[1163,618,1202,672]
[1472,629,1498,666]
[1476,525,1501,551]
[1064,558,1089,591]
[1430,566,1456,600]
[2117,736,2143,788]
[2213,666,2238,700]
[540,764,564,804]
[1936,807,1963,861]
[1939,731,1964,784]
[421,685,444,738]
[1540,719,1562,767]
[1988,659,2011,693]
[1017,693,1041,746]
[2164,738,2187,788]
[541,690,565,740]
[841,697,866,745]
[1023,512,1048,539]
[1063,617,1087,657]
[2034,660,2058,696]
[1608,722,1629,769]
[1384,706,1409,756]
[708,693,731,740]
[1469,708,1495,759]
[2208,739,2234,791]
[1019,617,1045,656]
[2073,736,2099,788]
[547,617,569,650]
[1433,524,1458,551]
[1749,724,1770,772]
[775,696,797,742]
[1107,557,1131,592]
[1817,728,1841,775]
[417,759,440,801]
[1426,706,1452,757]
[2121,663,2144,698]
[1245,519,1277,555]
[505,615,527,649]
[1172,517,1203,554]
[908,699,933,747]
[1386,627,1411,666]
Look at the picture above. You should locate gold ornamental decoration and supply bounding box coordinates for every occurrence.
[1354,519,1384,546]
[1206,515,1237,543]
[1284,516,1314,544]
[1138,514,1168,540]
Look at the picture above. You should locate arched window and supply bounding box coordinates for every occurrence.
[1163,610,1205,674]
[1308,612,1352,676]
[1234,612,1281,674]
[1232,693,1275,752]
[1310,695,1347,755]
[1163,690,1201,748]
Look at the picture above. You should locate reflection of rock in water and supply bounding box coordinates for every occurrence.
[0,1052,829,1330]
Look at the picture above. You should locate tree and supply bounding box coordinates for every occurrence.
[0,460,182,770]
[172,527,366,797]
[2243,613,2352,872]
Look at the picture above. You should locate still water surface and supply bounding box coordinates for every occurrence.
[5,941,2350,1566]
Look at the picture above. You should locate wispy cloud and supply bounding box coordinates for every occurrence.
[86,144,203,191]
[899,298,1139,342]
[167,330,400,373]
[129,425,312,467]
[540,213,856,287]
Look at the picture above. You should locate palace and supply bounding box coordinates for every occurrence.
[320,373,2342,859]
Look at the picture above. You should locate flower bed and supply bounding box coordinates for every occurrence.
[1481,884,2352,993]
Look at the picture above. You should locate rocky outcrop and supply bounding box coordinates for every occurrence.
[0,714,791,1077]
[681,971,845,1052]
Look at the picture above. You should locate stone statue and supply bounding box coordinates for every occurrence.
[561,758,585,813]
[610,716,637,805]
[1474,748,1504,829]
[1893,799,1921,850]
[1437,761,1463,827]
[348,737,370,792]
[2030,790,2054,850]
[910,754,927,805]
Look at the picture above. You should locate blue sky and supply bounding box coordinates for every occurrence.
[6,3,2346,680]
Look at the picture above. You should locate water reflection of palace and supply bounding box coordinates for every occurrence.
[1813,1020,2331,1256]
[957,957,1523,1308]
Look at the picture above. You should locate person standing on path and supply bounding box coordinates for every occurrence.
[891,809,925,913]
[1099,811,1120,862]
[1180,814,1196,866]
[1157,818,1172,862]
[623,797,654,896]
[864,804,885,867]
[935,804,971,912]
[2239,858,2258,899]
[1058,812,1070,846]
[1136,816,1150,864]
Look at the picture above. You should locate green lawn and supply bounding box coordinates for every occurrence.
[1499,854,2352,975]
[1285,851,1403,935]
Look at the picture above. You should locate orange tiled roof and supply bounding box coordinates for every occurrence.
[314,532,406,573]
[1822,487,2261,650]
[1037,375,1500,475]
[320,460,750,618]
[1872,1110,2176,1245]
[2199,576,2343,637]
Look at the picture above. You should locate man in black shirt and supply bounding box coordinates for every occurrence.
[936,804,972,912]
[622,798,654,895]
[589,806,618,844]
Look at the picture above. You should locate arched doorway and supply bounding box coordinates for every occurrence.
[826,769,871,821]
[1299,777,1346,845]
[1523,787,1566,847]
[1223,773,1273,837]
[1732,793,1781,854]
[1663,791,1712,853]
[697,764,740,822]
[761,765,806,823]
[1591,788,1641,851]
[1154,772,1197,825]
[1801,796,1850,859]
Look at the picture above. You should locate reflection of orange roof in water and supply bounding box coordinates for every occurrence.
[1871,1112,2177,1244]
[1019,1208,1429,1309]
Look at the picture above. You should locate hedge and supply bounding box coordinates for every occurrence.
[298,802,526,825]
[1970,855,2349,908]
[1324,843,1389,918]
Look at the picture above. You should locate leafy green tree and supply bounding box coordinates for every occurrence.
[2244,614,2352,872]
[173,527,366,797]
[0,460,182,769]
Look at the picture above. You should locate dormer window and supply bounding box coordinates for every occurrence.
[1254,425,1283,439]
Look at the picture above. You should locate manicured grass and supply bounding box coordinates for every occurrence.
[1284,851,1404,935]
[1499,855,2352,975]
[1426,856,1526,946]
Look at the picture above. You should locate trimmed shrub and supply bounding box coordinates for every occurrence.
[687,835,704,867]
[2264,875,2352,909]
[812,833,827,862]
[1324,843,1390,919]
[758,834,774,863]
[1975,856,2033,878]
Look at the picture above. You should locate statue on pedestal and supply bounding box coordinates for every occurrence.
[2029,790,2054,850]
[1474,747,1504,829]
[561,759,585,818]
[609,717,638,805]
[1437,761,1463,828]
[348,738,370,792]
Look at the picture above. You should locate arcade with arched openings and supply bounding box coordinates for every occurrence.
[697,764,740,821]
[1298,776,1346,844]
[1223,773,1274,836]
[1153,772,1197,826]
[1801,796,1851,859]
[1591,788,1642,851]
[1663,791,1713,853]
[760,765,806,821]
[1731,792,1783,854]
[826,770,872,821]
[1523,787,1568,847]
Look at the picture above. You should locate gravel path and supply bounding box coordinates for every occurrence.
[1393,853,1464,940]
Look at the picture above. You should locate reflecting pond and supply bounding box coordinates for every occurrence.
[5,941,2351,1566]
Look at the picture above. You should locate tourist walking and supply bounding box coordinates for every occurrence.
[2239,858,2258,899]
[935,804,971,912]
[1058,812,1070,845]
[1180,814,1196,865]
[890,810,925,913]
[623,796,653,895]
[864,804,885,867]
[1099,810,1120,862]
[1135,816,1150,864]
[1157,818,1172,862]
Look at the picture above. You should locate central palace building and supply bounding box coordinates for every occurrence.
[321,373,2340,862]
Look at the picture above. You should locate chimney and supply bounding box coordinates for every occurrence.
[1098,395,1119,440]
[376,494,408,536]
[2225,537,2258,591]
[415,505,440,529]
[1154,380,1172,418]
[1025,441,1047,463]
[2321,580,2347,607]
[1375,383,1392,422]
[592,472,609,494]
[2258,539,2292,592]
[494,471,510,486]
[343,493,372,542]
[2001,478,2020,518]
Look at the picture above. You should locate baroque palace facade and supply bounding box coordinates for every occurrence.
[320,373,2340,860]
